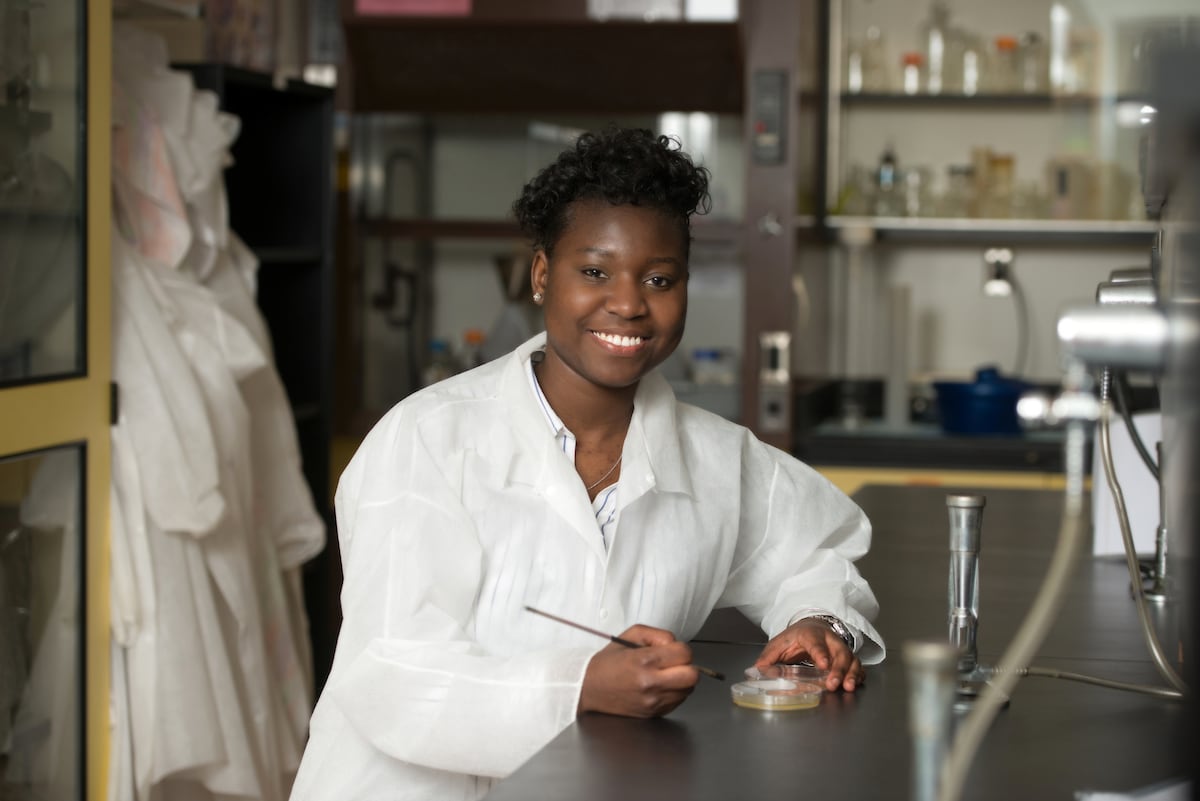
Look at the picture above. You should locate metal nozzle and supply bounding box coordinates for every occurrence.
[947,494,985,676]
[1096,279,1157,306]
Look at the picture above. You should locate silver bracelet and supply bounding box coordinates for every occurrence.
[804,614,856,651]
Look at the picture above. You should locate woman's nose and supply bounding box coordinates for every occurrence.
[605,276,648,318]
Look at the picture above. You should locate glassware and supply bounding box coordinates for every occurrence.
[941,165,975,217]
[874,147,903,217]
[990,35,1020,92]
[1018,31,1048,93]
[902,52,925,95]
[959,31,983,95]
[982,153,1015,218]
[863,25,891,91]
[849,25,891,93]
[837,164,875,215]
[919,0,951,95]
[902,167,932,217]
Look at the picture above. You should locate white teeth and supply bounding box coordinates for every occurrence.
[594,331,643,347]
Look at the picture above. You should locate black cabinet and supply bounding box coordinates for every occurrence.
[176,63,339,688]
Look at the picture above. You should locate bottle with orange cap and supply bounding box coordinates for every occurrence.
[460,328,486,370]
[991,35,1020,93]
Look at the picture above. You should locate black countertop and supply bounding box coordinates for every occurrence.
[794,420,1075,473]
[485,485,1194,801]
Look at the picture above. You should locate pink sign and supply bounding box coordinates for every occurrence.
[354,0,471,15]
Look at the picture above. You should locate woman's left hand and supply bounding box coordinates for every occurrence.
[754,618,866,693]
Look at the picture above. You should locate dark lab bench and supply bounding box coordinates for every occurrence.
[794,420,1074,473]
[484,485,1193,801]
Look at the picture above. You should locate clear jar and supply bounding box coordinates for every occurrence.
[920,0,951,94]
[990,36,1020,93]
[982,154,1015,218]
[901,51,925,95]
[959,31,983,96]
[874,147,904,217]
[902,167,932,217]
[848,25,892,93]
[422,339,461,386]
[1018,31,1048,93]
[941,165,975,217]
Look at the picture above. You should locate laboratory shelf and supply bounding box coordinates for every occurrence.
[358,217,745,245]
[822,215,1158,246]
[836,91,1103,109]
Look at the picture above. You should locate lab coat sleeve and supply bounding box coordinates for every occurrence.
[326,408,597,779]
[719,436,885,664]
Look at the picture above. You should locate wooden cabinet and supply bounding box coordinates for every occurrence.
[339,0,743,114]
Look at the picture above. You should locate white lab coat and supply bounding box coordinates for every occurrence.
[108,24,325,801]
[290,333,884,801]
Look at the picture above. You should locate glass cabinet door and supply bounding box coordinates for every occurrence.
[0,0,111,798]
[828,0,1200,234]
[0,446,84,800]
[0,0,86,385]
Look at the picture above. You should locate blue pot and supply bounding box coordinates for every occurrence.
[933,366,1030,436]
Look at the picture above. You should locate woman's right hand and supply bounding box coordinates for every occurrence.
[577,624,699,718]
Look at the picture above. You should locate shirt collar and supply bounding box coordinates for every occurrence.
[497,333,694,498]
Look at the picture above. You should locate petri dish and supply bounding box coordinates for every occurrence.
[743,663,830,685]
[730,666,826,712]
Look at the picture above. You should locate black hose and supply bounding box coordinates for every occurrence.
[1112,371,1161,481]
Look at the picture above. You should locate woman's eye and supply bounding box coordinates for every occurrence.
[646,275,674,289]
[581,267,605,279]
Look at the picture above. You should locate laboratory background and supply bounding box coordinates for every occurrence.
[0,0,1196,799]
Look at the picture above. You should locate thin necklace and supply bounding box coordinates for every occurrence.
[586,454,622,491]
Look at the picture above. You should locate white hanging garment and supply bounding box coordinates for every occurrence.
[110,21,326,801]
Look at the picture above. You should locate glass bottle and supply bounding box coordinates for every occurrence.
[920,0,952,95]
[1018,31,1048,93]
[902,52,925,95]
[460,328,486,370]
[982,154,1015,218]
[874,147,903,217]
[941,165,975,217]
[422,339,461,386]
[959,31,983,96]
[990,35,1020,93]
[861,25,890,92]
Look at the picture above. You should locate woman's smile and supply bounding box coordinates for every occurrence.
[591,330,647,352]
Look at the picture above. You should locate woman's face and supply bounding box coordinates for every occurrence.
[532,199,688,392]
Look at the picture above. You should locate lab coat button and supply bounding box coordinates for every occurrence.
[599,608,608,620]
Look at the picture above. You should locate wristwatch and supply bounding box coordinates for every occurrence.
[804,614,856,651]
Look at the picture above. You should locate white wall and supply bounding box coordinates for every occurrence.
[879,242,1149,381]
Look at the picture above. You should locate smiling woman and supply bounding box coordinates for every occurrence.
[289,126,884,801]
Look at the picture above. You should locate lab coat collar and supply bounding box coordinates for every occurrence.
[497,334,695,501]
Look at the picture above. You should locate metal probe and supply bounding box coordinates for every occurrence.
[946,494,986,691]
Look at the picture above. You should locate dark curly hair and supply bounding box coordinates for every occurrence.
[512,126,711,257]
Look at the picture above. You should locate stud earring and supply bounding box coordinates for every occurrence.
[533,292,543,302]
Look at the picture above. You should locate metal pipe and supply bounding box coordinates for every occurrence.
[946,495,985,676]
[939,364,1094,801]
[904,640,960,801]
[1098,404,1188,693]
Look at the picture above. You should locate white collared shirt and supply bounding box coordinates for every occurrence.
[526,353,621,551]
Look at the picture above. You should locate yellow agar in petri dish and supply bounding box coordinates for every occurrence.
[730,677,824,711]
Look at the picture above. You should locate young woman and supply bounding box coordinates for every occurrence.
[290,127,883,801]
